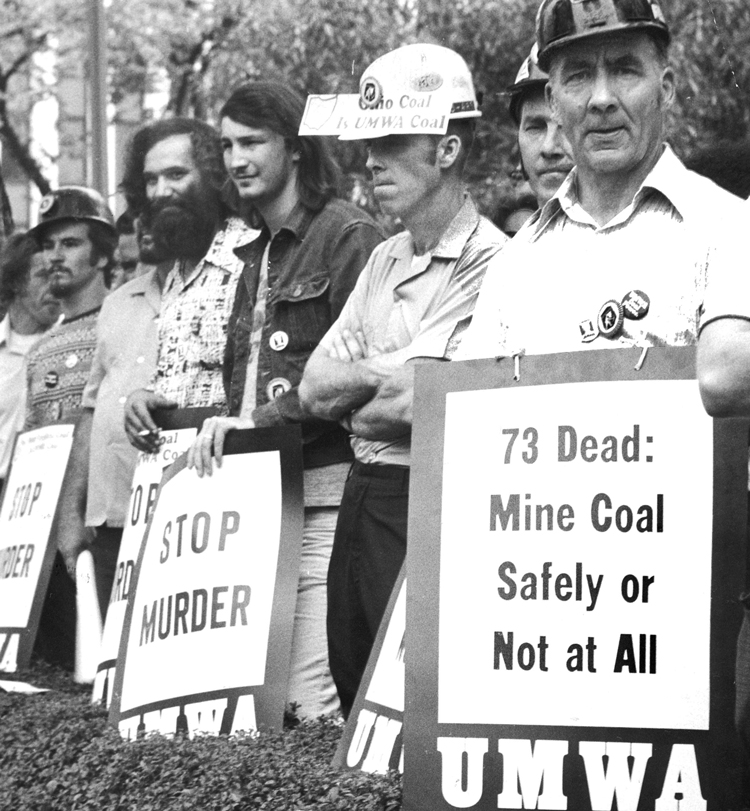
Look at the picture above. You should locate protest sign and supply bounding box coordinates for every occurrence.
[334,565,405,775]
[109,425,303,738]
[404,347,747,811]
[0,424,75,672]
[93,407,216,705]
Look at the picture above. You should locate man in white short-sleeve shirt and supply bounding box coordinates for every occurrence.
[457,0,744,363]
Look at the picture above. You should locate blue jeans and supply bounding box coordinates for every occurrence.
[287,506,341,719]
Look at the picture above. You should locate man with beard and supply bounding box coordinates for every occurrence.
[123,118,256,450]
[23,186,117,669]
[55,119,247,622]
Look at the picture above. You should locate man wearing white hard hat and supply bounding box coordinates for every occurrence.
[457,0,744,361]
[299,43,506,715]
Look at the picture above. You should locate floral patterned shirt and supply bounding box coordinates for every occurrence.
[154,217,257,409]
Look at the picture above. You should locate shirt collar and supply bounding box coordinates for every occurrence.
[275,201,316,240]
[203,216,258,267]
[171,216,257,288]
[529,143,689,237]
[119,267,162,312]
[389,195,480,261]
[0,313,10,348]
[635,143,694,223]
[233,204,314,264]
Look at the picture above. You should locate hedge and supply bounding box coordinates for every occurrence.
[0,661,402,811]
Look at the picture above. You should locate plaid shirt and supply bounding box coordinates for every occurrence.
[154,217,257,409]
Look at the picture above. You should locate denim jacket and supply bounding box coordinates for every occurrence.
[224,198,384,469]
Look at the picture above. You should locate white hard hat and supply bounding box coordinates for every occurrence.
[358,43,480,122]
[299,43,480,141]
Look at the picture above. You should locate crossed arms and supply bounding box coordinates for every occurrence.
[299,326,436,442]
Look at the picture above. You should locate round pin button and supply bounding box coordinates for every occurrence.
[266,377,292,400]
[39,194,55,215]
[597,300,624,338]
[621,289,650,320]
[44,371,59,389]
[65,353,79,369]
[269,331,289,351]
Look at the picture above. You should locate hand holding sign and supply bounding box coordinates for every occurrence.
[186,415,255,477]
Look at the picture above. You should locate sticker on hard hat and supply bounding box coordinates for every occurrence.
[410,72,443,92]
[39,195,55,215]
[360,77,383,109]
[299,93,454,140]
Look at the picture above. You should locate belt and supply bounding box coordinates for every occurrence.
[350,460,410,486]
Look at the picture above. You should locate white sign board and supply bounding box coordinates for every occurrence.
[0,424,75,671]
[404,348,746,811]
[336,567,405,775]
[109,426,303,738]
[93,428,197,705]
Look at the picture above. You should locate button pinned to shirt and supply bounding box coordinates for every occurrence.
[45,371,59,389]
[597,300,624,338]
[579,318,598,343]
[622,289,650,320]
[65,353,79,369]
[269,331,289,351]
[136,356,145,364]
[266,377,292,400]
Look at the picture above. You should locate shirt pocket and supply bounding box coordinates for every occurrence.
[272,276,332,354]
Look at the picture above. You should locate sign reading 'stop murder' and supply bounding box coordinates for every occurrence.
[0,424,75,672]
[404,348,746,811]
[93,427,199,706]
[335,566,405,775]
[109,426,303,738]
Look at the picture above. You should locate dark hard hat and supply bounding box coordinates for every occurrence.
[508,44,549,125]
[30,186,116,239]
[536,0,670,72]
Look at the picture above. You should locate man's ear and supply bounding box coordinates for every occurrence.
[94,252,110,272]
[437,133,462,169]
[660,65,676,109]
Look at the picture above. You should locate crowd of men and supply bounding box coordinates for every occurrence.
[1,0,750,754]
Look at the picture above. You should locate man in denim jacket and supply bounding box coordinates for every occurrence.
[187,81,383,718]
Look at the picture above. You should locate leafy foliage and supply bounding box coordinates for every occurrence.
[0,662,402,811]
[0,0,749,208]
